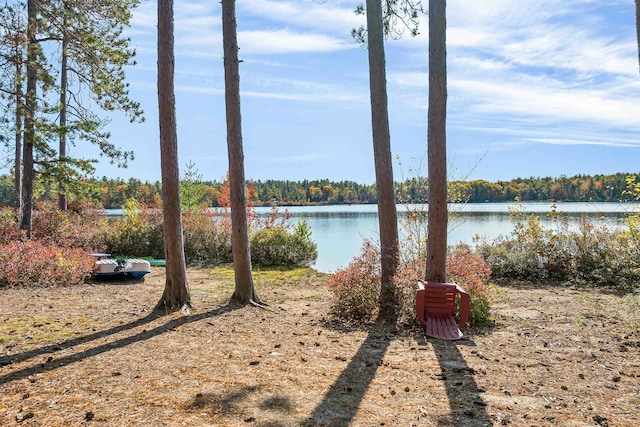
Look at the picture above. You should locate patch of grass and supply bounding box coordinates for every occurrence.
[0,315,98,347]
[620,294,640,329]
[208,265,323,286]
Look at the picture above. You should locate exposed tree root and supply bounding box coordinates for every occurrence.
[229,294,277,313]
[154,299,192,316]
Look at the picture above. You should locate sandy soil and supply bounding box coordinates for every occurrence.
[0,267,638,426]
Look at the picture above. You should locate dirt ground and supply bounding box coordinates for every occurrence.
[0,267,638,427]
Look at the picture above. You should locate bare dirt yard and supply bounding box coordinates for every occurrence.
[0,267,638,426]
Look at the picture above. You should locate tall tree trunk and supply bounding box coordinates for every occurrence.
[365,0,399,318]
[156,0,190,312]
[425,0,448,283]
[19,0,37,237]
[222,0,259,305]
[14,50,22,214]
[58,7,68,211]
[636,0,640,74]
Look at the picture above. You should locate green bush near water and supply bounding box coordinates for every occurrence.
[250,220,318,267]
[475,201,640,292]
[99,199,318,268]
[0,197,318,287]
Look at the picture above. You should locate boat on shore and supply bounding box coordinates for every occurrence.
[94,259,151,279]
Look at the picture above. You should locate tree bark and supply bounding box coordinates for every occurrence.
[425,0,448,283]
[14,49,22,214]
[58,6,68,211]
[19,0,37,237]
[636,0,640,74]
[156,0,190,312]
[222,0,259,305]
[365,0,399,318]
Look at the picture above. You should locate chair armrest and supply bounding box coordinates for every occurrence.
[455,284,470,328]
[415,280,427,325]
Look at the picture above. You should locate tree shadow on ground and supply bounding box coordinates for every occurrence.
[0,303,240,385]
[302,314,398,426]
[302,317,491,426]
[425,335,492,426]
[0,311,163,368]
[186,385,259,415]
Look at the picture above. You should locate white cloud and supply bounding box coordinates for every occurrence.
[239,29,354,54]
[451,77,640,129]
[237,0,364,35]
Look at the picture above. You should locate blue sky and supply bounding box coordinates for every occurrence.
[50,0,640,183]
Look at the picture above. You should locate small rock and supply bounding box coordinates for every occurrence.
[244,416,256,423]
[22,393,29,400]
[111,372,121,377]
[593,414,609,426]
[561,385,568,391]
[274,344,281,348]
[15,412,35,423]
[85,411,95,421]
[612,376,621,383]
[404,386,410,393]
[249,361,259,366]
[389,389,396,396]
[28,376,36,383]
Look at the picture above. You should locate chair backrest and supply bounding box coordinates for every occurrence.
[421,281,458,318]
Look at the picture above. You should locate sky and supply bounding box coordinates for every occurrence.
[35,0,640,184]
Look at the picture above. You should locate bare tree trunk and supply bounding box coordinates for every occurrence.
[425,0,448,283]
[222,0,259,305]
[636,0,640,74]
[14,53,22,214]
[365,0,399,319]
[58,8,68,211]
[156,0,190,312]
[19,0,37,237]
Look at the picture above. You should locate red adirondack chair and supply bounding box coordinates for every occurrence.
[416,280,470,340]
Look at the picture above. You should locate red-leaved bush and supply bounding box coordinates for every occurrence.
[31,202,107,252]
[329,240,494,327]
[446,245,491,295]
[0,240,95,288]
[327,239,381,322]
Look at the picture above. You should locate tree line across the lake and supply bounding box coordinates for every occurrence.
[0,171,637,209]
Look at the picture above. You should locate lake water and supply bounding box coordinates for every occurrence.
[107,202,640,273]
[254,202,639,273]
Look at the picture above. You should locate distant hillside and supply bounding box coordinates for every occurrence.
[0,172,638,209]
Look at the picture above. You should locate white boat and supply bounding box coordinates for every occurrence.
[94,259,151,279]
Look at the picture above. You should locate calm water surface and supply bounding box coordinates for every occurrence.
[107,202,639,273]
[255,202,639,273]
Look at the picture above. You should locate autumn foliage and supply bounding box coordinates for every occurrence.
[328,239,494,327]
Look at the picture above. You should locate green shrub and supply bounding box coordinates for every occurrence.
[477,206,640,291]
[0,240,94,288]
[101,199,163,258]
[182,210,232,265]
[250,219,318,267]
